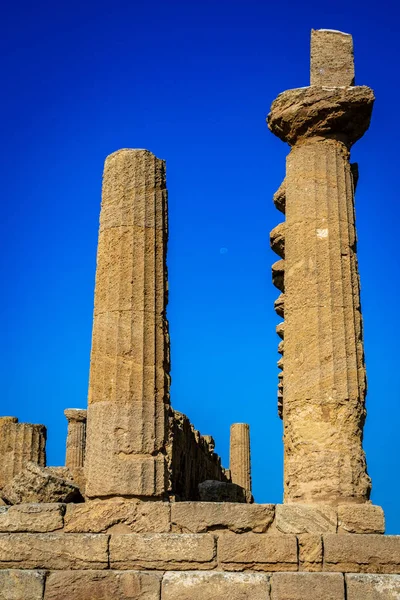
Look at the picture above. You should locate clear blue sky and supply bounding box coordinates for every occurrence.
[2,1,399,532]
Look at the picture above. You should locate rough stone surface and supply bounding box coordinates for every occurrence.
[230,424,251,493]
[45,570,162,600]
[65,499,170,533]
[270,222,285,258]
[0,418,46,490]
[1,462,83,504]
[168,411,228,501]
[85,149,170,498]
[276,322,284,339]
[268,86,374,147]
[311,29,355,87]
[273,181,286,214]
[271,572,344,600]
[0,533,108,569]
[219,533,297,571]
[171,502,274,533]
[198,480,250,503]
[0,570,45,600]
[0,503,64,532]
[277,138,371,504]
[324,534,400,573]
[274,293,284,318]
[64,409,86,470]
[162,571,270,600]
[272,260,285,292]
[298,534,323,571]
[346,574,400,599]
[276,504,337,534]
[338,504,385,534]
[110,533,216,569]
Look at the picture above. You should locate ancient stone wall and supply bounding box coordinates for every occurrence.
[167,411,228,500]
[0,501,398,599]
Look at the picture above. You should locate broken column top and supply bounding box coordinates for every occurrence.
[64,409,87,422]
[311,29,355,87]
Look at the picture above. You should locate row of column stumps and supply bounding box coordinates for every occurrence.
[268,29,374,504]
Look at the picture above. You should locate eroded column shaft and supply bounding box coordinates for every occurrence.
[85,149,170,498]
[64,410,87,469]
[283,138,369,503]
[230,423,251,492]
[0,417,46,489]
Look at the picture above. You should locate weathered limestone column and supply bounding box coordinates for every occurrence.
[85,149,170,498]
[64,409,86,469]
[268,30,374,504]
[0,417,46,489]
[230,423,251,493]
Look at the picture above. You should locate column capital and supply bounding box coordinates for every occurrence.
[64,409,87,423]
[267,85,374,147]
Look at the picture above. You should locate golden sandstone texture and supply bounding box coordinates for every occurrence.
[229,423,252,495]
[0,417,46,490]
[2,29,400,600]
[0,500,397,599]
[85,149,170,498]
[269,28,373,504]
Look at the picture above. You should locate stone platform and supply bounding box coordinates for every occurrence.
[1,501,399,599]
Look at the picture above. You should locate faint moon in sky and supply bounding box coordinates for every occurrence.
[219,247,228,254]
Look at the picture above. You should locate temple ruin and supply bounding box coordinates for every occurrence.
[1,29,399,599]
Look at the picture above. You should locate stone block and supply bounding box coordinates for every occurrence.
[0,503,64,532]
[324,534,400,573]
[65,499,170,533]
[270,222,285,258]
[273,181,286,214]
[311,29,355,87]
[162,571,270,600]
[198,480,250,503]
[346,574,400,599]
[110,533,216,569]
[0,533,108,569]
[338,504,385,534]
[276,504,337,533]
[44,570,162,600]
[1,462,83,504]
[219,533,297,571]
[298,533,322,571]
[271,572,344,600]
[0,570,45,600]
[171,502,274,533]
[85,403,167,498]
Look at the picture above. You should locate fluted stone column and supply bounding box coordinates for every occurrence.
[0,417,46,489]
[230,423,251,493]
[268,30,374,504]
[64,409,86,469]
[85,149,170,498]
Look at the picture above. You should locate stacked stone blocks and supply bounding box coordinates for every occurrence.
[0,501,397,598]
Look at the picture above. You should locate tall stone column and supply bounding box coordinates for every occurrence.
[268,30,374,504]
[64,409,86,469]
[85,149,170,498]
[230,423,251,493]
[0,417,46,489]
